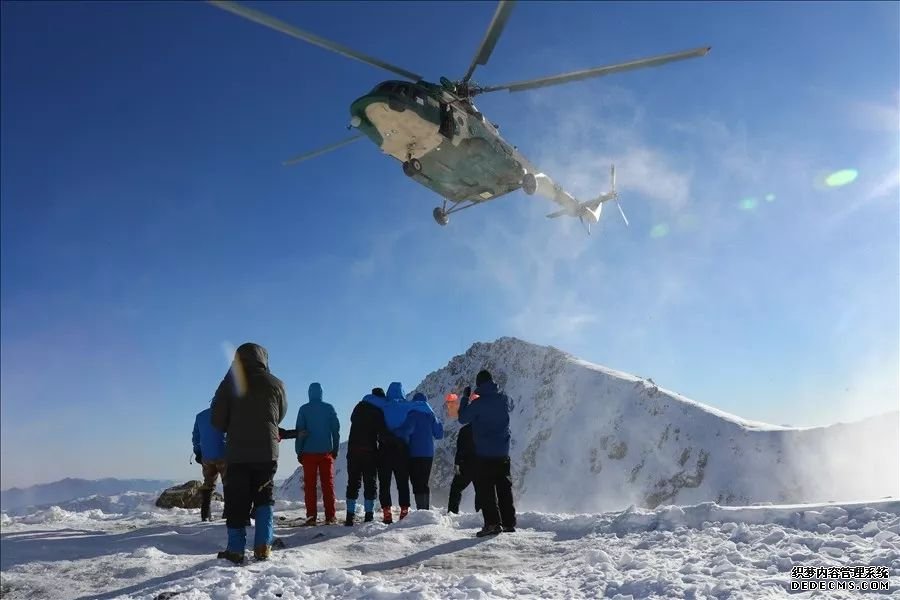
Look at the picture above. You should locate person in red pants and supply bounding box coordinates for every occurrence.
[295,382,341,525]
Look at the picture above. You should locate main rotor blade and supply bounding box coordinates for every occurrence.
[208,1,423,81]
[477,46,711,94]
[282,133,365,166]
[461,0,516,83]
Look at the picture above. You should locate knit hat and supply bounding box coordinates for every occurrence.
[475,369,493,386]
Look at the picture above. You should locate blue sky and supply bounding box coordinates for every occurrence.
[1,1,897,489]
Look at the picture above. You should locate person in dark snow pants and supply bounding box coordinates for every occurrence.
[376,382,412,523]
[458,369,517,538]
[396,392,444,510]
[344,388,388,525]
[447,423,480,514]
[211,343,287,563]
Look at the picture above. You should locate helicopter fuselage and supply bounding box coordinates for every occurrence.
[349,80,529,205]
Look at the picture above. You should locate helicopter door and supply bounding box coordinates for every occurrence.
[439,103,454,139]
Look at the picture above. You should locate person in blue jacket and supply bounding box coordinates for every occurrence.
[192,402,226,522]
[295,382,340,525]
[458,369,517,538]
[376,382,413,522]
[397,392,444,510]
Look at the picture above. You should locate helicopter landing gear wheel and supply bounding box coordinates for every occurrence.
[402,158,422,177]
[522,172,537,195]
[433,206,449,226]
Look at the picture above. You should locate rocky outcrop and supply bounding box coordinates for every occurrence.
[155,481,222,509]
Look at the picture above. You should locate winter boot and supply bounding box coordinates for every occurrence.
[476,524,502,538]
[200,489,212,522]
[382,506,393,524]
[399,506,409,520]
[253,544,271,561]
[502,525,516,533]
[218,527,247,563]
[254,504,274,549]
[345,499,356,526]
[414,492,430,510]
[217,549,245,564]
[364,499,374,522]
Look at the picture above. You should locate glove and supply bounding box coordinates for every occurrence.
[331,449,338,459]
[463,386,471,398]
[195,452,202,464]
[279,428,298,440]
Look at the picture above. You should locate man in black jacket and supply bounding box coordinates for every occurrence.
[447,423,480,514]
[344,387,387,526]
[211,343,287,563]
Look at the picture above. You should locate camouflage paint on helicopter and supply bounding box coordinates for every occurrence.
[350,79,530,212]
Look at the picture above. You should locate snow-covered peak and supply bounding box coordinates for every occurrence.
[280,337,899,513]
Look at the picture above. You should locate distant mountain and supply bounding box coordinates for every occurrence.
[279,337,899,513]
[1,478,175,511]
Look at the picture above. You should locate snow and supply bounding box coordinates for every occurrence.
[3,338,897,598]
[2,494,898,599]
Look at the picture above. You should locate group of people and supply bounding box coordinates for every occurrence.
[191,342,517,564]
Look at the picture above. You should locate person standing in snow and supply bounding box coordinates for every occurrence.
[343,387,387,526]
[295,382,340,525]
[211,342,287,563]
[192,402,227,522]
[447,423,480,515]
[376,382,413,523]
[397,392,444,510]
[458,369,517,537]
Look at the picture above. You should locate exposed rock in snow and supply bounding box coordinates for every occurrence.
[155,481,222,510]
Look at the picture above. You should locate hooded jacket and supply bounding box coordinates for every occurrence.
[192,406,226,461]
[364,382,430,455]
[458,380,512,457]
[348,394,387,454]
[295,383,340,455]
[397,393,444,458]
[211,343,287,463]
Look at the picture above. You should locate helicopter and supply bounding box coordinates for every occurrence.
[209,0,710,233]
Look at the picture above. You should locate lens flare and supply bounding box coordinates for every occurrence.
[825,169,858,187]
[739,197,758,211]
[231,360,247,397]
[765,193,776,202]
[650,223,669,238]
[221,341,247,397]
